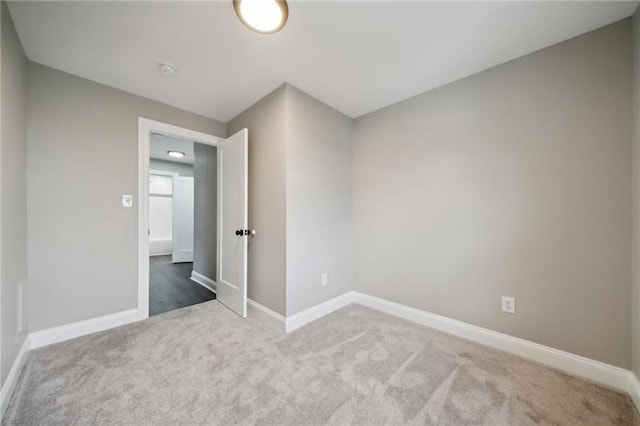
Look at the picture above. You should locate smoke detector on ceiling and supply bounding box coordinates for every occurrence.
[159,63,177,76]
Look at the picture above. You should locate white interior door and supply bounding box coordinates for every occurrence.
[172,176,194,263]
[217,128,248,318]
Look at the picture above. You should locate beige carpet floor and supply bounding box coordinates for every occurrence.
[4,301,638,425]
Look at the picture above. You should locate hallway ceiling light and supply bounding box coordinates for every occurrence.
[233,0,288,34]
[167,151,185,158]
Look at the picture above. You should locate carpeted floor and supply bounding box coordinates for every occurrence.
[4,301,638,425]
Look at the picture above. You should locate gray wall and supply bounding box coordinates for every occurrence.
[1,1,28,383]
[150,159,193,177]
[227,84,353,317]
[27,63,226,332]
[228,86,287,316]
[193,143,217,281]
[633,6,640,378]
[353,20,632,368]
[5,6,634,375]
[285,86,353,316]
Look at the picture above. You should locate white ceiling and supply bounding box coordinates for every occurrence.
[150,133,194,165]
[8,1,639,121]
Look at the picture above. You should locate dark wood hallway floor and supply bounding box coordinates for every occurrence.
[149,255,216,316]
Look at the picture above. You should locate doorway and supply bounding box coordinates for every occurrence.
[147,134,215,316]
[137,118,249,320]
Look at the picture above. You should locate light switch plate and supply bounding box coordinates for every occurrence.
[122,194,133,208]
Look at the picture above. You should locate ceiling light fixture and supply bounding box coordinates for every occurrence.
[167,151,185,158]
[233,0,288,34]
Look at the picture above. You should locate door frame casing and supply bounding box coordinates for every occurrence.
[137,117,221,319]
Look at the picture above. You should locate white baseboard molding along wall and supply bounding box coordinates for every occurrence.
[247,291,354,333]
[1,309,144,420]
[190,271,216,294]
[246,291,355,333]
[350,292,635,396]
[29,309,144,350]
[629,372,640,412]
[247,299,286,332]
[0,337,30,419]
[2,290,639,420]
[285,292,355,333]
[249,290,640,409]
[149,238,172,256]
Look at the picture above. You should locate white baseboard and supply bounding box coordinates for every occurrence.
[29,309,143,350]
[285,291,355,333]
[248,298,285,332]
[5,289,640,418]
[190,271,216,294]
[248,292,357,334]
[628,372,640,411]
[149,239,172,256]
[352,292,631,394]
[0,336,30,418]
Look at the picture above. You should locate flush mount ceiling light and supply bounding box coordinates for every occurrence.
[233,0,288,34]
[167,151,185,158]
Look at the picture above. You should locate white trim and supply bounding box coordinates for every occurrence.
[18,292,640,394]
[149,169,179,177]
[2,289,638,419]
[351,292,631,393]
[628,372,640,412]
[216,129,249,318]
[248,299,285,332]
[0,336,30,418]
[285,292,355,333]
[190,271,217,293]
[29,309,143,350]
[149,238,172,257]
[138,120,151,319]
[138,117,222,321]
[140,118,221,146]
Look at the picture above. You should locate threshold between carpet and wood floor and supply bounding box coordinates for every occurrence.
[4,301,638,425]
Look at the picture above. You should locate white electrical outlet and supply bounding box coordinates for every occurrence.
[502,296,515,314]
[321,272,328,286]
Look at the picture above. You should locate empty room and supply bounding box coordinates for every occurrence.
[2,0,640,424]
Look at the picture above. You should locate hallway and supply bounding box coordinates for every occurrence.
[149,255,216,316]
